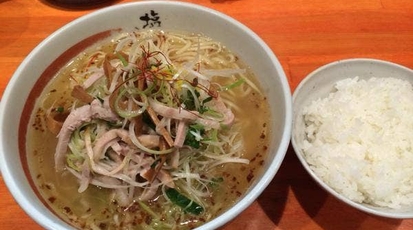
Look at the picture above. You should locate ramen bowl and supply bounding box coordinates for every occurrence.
[0,1,292,229]
[292,58,413,218]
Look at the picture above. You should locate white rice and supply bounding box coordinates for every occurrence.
[301,76,413,209]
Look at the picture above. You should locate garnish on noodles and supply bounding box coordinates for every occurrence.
[28,29,270,229]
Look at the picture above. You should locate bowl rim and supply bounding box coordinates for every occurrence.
[291,57,413,219]
[0,1,292,229]
[294,58,413,96]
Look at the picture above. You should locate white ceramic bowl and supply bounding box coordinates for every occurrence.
[0,1,292,229]
[292,58,413,218]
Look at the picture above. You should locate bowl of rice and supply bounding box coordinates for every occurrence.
[292,58,413,218]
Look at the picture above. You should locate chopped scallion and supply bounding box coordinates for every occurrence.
[222,78,245,91]
[116,52,128,67]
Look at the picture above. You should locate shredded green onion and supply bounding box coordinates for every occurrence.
[221,78,245,91]
[114,88,148,119]
[116,52,128,67]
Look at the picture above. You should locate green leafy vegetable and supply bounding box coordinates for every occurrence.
[56,106,64,113]
[197,96,212,114]
[142,111,156,130]
[165,188,204,215]
[184,124,205,149]
[181,90,200,111]
[202,96,213,104]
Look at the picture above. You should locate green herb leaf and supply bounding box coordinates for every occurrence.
[184,125,205,149]
[165,188,204,215]
[56,106,64,113]
[142,111,156,130]
[181,90,200,111]
[202,96,213,104]
[184,133,200,149]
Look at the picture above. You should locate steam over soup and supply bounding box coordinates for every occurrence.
[27,29,271,229]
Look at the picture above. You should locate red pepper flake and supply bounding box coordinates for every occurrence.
[246,171,254,182]
[48,197,56,203]
[44,183,52,190]
[144,214,152,225]
[63,206,72,214]
[250,155,257,163]
[126,203,139,212]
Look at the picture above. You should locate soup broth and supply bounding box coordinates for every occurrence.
[27,30,271,229]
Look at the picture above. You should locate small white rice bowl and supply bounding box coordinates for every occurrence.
[292,58,413,218]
